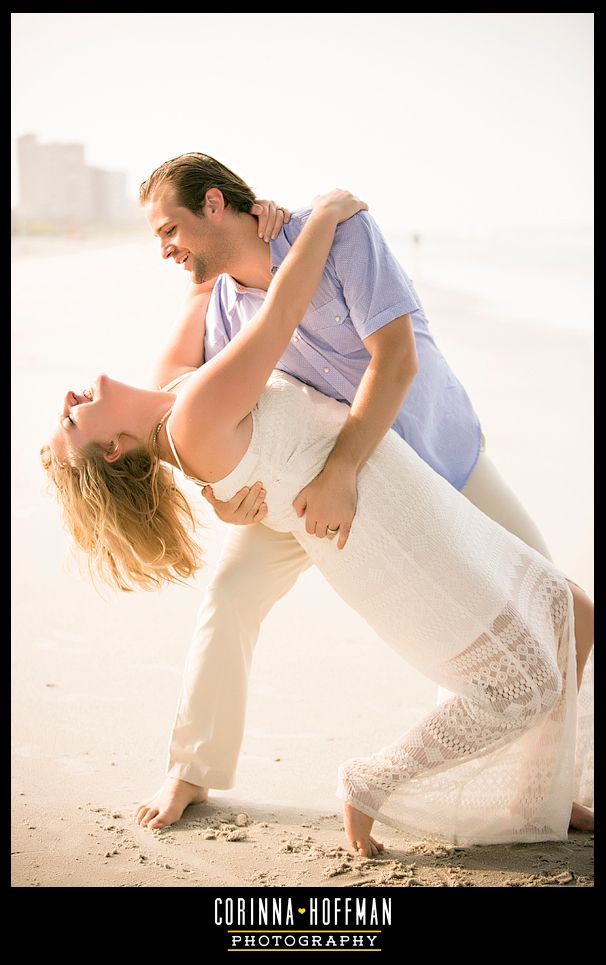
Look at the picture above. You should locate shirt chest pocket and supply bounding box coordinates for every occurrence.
[308,295,351,329]
[303,295,366,357]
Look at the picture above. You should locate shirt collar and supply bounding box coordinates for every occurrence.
[220,229,291,313]
[268,208,310,275]
[269,230,290,275]
[220,273,266,313]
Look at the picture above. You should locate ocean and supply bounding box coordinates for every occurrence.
[390,224,593,334]
[12,222,594,337]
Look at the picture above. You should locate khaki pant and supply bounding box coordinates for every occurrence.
[165,438,553,789]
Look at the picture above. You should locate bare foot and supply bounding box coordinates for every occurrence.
[134,777,208,830]
[343,801,385,858]
[569,801,594,832]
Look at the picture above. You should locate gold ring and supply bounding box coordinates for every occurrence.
[326,526,339,537]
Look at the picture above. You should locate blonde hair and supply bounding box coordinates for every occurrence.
[40,432,203,593]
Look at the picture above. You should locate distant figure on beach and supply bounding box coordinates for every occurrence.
[42,188,593,853]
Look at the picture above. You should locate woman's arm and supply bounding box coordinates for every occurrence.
[174,190,367,435]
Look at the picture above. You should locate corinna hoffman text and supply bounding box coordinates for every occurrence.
[215,896,392,926]
[215,896,392,951]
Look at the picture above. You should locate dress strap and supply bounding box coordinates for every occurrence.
[164,415,209,487]
[164,417,186,475]
[160,370,197,392]
[158,370,208,485]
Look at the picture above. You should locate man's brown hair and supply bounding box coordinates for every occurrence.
[139,152,256,215]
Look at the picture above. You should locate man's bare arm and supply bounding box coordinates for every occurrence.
[292,315,418,548]
[326,315,418,472]
[151,280,215,389]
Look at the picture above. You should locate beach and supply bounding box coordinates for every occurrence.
[11,233,593,888]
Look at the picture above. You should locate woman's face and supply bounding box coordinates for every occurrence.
[49,374,132,463]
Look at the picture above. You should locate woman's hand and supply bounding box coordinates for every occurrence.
[202,481,267,525]
[250,199,291,243]
[311,189,369,224]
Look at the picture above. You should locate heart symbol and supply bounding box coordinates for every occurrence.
[298,908,306,914]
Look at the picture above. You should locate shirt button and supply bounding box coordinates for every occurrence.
[323,367,330,374]
[335,315,341,322]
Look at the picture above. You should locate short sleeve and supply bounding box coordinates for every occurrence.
[327,211,420,341]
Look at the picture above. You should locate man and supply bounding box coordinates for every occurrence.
[134,153,552,830]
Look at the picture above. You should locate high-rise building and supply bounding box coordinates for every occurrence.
[15,133,135,230]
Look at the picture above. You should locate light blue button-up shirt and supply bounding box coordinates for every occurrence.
[204,208,482,491]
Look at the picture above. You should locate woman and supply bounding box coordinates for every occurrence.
[42,190,593,856]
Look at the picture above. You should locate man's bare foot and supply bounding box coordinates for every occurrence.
[569,801,594,832]
[343,801,385,857]
[134,778,208,830]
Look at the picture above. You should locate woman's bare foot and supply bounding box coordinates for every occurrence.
[134,778,209,830]
[343,801,385,857]
[569,801,594,832]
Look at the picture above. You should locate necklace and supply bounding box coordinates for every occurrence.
[153,408,174,450]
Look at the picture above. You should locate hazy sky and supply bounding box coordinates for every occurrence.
[11,12,593,233]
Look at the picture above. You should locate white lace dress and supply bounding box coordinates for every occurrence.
[179,371,594,846]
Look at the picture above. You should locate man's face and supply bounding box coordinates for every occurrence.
[144,186,228,285]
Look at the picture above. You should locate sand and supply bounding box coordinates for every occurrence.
[11,236,593,888]
[11,799,594,888]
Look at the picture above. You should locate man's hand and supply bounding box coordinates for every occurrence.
[292,464,357,550]
[251,200,291,242]
[202,481,267,525]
